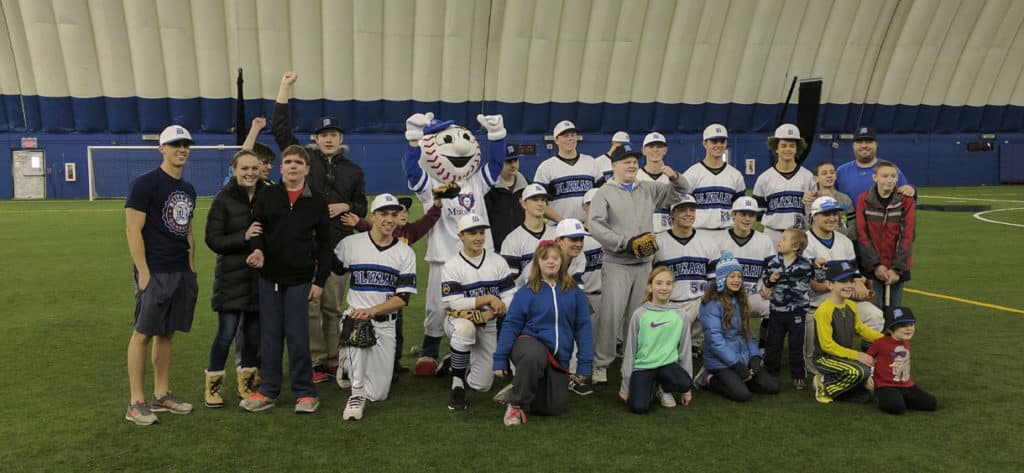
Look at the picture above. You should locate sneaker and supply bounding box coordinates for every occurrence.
[343,395,366,421]
[592,366,608,384]
[150,392,193,414]
[336,369,352,390]
[312,369,330,384]
[435,353,452,377]
[693,366,709,390]
[793,378,807,391]
[813,374,832,404]
[657,388,677,408]
[294,396,320,414]
[568,375,595,396]
[503,404,527,426]
[125,401,159,425]
[413,357,437,377]
[239,392,275,412]
[448,386,468,411]
[492,383,514,405]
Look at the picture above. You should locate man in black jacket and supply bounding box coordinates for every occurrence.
[273,71,368,382]
[484,144,530,250]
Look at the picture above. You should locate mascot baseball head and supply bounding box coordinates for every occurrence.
[418,119,481,183]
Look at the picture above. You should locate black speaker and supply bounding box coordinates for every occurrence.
[796,79,822,165]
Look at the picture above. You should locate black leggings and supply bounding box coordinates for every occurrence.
[876,385,938,415]
[627,363,692,414]
[708,366,779,402]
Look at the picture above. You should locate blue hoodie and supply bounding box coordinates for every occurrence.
[493,282,594,376]
[700,297,760,370]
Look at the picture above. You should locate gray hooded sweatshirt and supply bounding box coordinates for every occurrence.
[589,175,690,265]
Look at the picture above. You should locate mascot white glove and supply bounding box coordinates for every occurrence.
[476,114,507,141]
[405,112,435,141]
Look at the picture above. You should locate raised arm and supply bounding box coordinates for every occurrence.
[242,117,266,151]
[271,72,300,150]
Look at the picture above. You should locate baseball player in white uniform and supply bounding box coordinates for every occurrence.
[402,113,507,376]
[636,132,674,233]
[534,120,602,224]
[715,196,774,319]
[595,131,630,183]
[802,196,885,374]
[652,195,718,348]
[441,214,516,410]
[500,183,555,289]
[683,124,746,230]
[753,124,815,244]
[334,194,418,421]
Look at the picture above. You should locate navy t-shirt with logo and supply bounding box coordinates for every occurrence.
[125,168,197,273]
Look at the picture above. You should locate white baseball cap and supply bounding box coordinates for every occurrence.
[810,196,843,216]
[457,213,490,233]
[553,120,577,138]
[702,124,728,141]
[159,125,193,145]
[612,131,630,143]
[774,123,801,139]
[669,194,698,212]
[370,193,403,213]
[731,196,763,213]
[643,132,667,147]
[521,183,548,201]
[555,218,589,239]
[582,188,598,206]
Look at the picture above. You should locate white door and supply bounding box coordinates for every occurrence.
[12,150,46,199]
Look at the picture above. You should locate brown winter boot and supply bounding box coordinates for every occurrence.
[237,367,259,398]
[204,370,225,408]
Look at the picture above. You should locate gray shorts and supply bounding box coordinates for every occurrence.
[134,272,198,336]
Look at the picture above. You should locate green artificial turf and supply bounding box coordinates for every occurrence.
[0,185,1021,472]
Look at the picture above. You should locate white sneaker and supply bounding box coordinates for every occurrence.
[657,388,677,408]
[492,383,514,405]
[503,404,527,426]
[592,367,608,384]
[336,370,351,389]
[342,395,366,421]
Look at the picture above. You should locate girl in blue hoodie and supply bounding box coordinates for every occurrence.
[698,252,779,402]
[493,242,594,426]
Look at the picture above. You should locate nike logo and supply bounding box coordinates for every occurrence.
[650,321,669,328]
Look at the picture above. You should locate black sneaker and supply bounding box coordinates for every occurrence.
[568,375,595,396]
[448,386,468,411]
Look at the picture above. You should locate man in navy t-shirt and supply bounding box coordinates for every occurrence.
[123,125,199,425]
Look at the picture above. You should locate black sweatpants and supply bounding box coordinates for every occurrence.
[708,366,779,402]
[876,385,938,415]
[764,311,806,379]
[509,336,569,416]
[393,310,404,370]
[627,363,692,414]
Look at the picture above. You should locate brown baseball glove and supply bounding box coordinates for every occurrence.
[628,233,659,258]
[339,318,376,348]
[445,308,497,325]
[433,182,462,199]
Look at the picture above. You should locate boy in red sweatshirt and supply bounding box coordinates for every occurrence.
[855,161,915,308]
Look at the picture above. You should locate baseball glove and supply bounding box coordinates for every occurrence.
[339,318,377,348]
[433,182,462,199]
[628,233,659,258]
[445,308,496,325]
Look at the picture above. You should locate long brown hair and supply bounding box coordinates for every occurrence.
[643,266,674,303]
[701,275,753,340]
[527,243,574,293]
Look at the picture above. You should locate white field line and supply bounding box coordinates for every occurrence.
[919,194,1024,204]
[972,207,1024,228]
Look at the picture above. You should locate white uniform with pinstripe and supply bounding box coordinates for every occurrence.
[334,233,417,402]
[441,250,516,391]
[682,162,746,230]
[533,154,601,224]
[654,229,718,345]
[752,166,814,244]
[500,224,556,289]
[716,230,774,317]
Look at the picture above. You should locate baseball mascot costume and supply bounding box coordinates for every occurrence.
[403,112,507,375]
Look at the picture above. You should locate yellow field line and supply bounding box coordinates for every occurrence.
[907,288,1024,315]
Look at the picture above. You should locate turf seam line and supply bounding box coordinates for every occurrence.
[906,288,1024,315]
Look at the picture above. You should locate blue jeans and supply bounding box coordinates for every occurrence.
[872,279,905,309]
[208,311,260,371]
[257,278,317,399]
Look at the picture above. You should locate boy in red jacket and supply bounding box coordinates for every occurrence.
[855,161,915,308]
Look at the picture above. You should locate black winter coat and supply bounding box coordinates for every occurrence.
[205,180,265,313]
[272,102,367,247]
[251,183,332,287]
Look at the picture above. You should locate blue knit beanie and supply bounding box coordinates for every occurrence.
[716,251,742,293]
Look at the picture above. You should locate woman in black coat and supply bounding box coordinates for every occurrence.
[203,150,265,408]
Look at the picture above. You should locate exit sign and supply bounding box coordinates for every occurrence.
[21,137,38,148]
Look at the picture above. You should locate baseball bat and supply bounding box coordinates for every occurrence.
[883,284,891,312]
